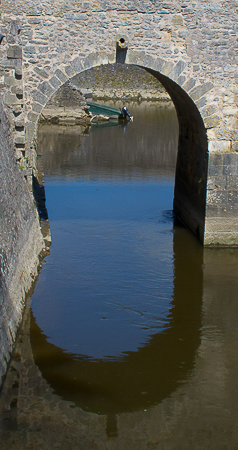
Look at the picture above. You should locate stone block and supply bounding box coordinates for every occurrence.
[65,65,76,78]
[208,141,231,153]
[207,176,216,190]
[177,75,186,85]
[55,69,68,83]
[178,30,189,39]
[14,134,25,144]
[223,152,238,165]
[196,97,207,108]
[10,20,21,36]
[28,18,41,24]
[208,164,220,177]
[205,217,238,233]
[27,6,42,16]
[214,175,227,189]
[4,75,18,87]
[15,117,24,128]
[4,93,22,106]
[226,175,238,189]
[172,15,184,26]
[168,60,187,80]
[24,46,36,55]
[7,45,22,59]
[27,111,38,123]
[39,46,49,53]
[201,105,217,118]
[127,50,145,65]
[152,58,165,73]
[32,89,48,105]
[38,81,54,97]
[183,78,196,92]
[49,76,61,90]
[190,82,214,101]
[0,59,21,71]
[32,102,43,113]
[84,53,101,70]
[204,115,220,128]
[162,61,174,76]
[34,67,49,79]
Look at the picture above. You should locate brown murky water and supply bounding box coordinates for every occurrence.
[1,102,238,449]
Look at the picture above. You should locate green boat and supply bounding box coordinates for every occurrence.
[86,101,121,119]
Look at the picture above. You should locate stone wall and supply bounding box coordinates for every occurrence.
[0,0,237,245]
[72,64,170,101]
[40,80,91,125]
[0,99,44,388]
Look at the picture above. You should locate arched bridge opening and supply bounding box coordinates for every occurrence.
[36,62,208,244]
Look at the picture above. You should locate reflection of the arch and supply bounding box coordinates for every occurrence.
[30,222,203,417]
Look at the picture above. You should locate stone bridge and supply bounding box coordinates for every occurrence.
[0,0,238,246]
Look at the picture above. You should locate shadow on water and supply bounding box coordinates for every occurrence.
[30,223,203,417]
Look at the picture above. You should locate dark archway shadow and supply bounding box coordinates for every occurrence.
[144,67,208,243]
[30,221,203,418]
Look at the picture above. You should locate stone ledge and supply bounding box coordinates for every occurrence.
[204,231,238,246]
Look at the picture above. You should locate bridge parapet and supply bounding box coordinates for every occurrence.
[0,0,237,245]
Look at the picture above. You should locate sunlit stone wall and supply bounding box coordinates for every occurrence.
[0,99,44,388]
[0,0,237,245]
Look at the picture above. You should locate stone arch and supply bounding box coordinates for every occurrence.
[29,51,214,242]
[28,51,216,143]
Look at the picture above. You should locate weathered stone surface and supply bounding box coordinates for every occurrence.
[38,81,54,97]
[7,45,22,59]
[0,0,237,250]
[190,82,214,101]
[0,98,44,389]
[55,68,68,83]
[14,134,25,144]
[204,115,220,128]
[32,89,48,105]
[4,93,22,106]
[49,76,61,90]
[208,140,231,153]
[9,19,21,36]
[34,67,49,78]
[168,60,187,80]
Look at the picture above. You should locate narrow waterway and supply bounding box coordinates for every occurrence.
[1,102,238,449]
[33,102,198,415]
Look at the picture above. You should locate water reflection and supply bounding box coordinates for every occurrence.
[1,104,238,448]
[37,102,178,181]
[31,101,204,421]
[30,224,203,417]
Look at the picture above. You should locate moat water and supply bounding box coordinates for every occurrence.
[1,102,238,448]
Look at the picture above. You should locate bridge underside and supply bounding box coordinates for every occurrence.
[146,68,238,246]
